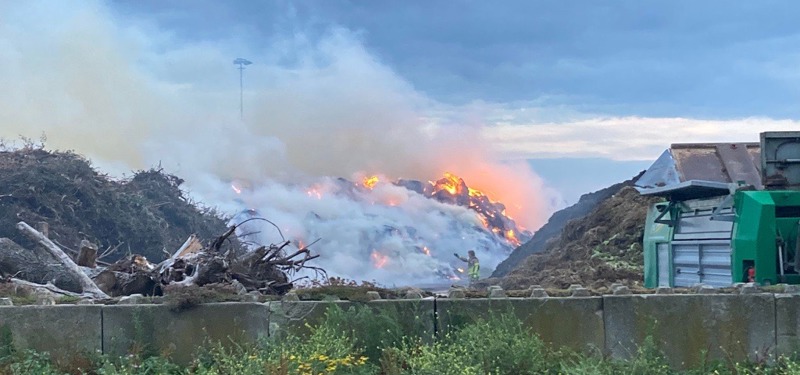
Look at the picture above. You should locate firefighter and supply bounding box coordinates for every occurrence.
[454,250,480,285]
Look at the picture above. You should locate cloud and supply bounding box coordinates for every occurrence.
[484,115,800,161]
[277,1,800,118]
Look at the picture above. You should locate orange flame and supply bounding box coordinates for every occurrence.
[467,187,483,198]
[425,172,530,248]
[371,250,389,268]
[505,229,520,247]
[307,188,322,199]
[477,214,489,228]
[422,246,431,256]
[430,172,462,195]
[363,175,379,189]
[231,183,242,195]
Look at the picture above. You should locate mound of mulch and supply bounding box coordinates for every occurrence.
[0,147,231,263]
[494,186,663,290]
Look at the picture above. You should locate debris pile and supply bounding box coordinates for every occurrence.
[95,220,321,297]
[2,219,320,301]
[0,146,229,263]
[495,186,661,290]
[0,147,321,301]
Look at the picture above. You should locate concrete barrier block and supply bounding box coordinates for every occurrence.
[447,288,466,299]
[436,298,604,354]
[267,301,351,339]
[612,285,632,295]
[370,300,436,342]
[102,302,269,364]
[604,294,775,369]
[488,288,507,298]
[0,305,102,363]
[268,300,435,342]
[774,294,800,357]
[529,287,549,298]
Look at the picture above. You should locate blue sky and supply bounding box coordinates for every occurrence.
[4,1,800,207]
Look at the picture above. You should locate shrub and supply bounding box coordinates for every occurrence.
[95,354,184,375]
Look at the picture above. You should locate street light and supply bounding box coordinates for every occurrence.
[233,58,252,120]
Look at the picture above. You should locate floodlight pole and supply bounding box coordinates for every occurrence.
[233,58,252,120]
[238,64,243,119]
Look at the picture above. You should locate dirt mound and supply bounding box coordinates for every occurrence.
[496,186,662,290]
[0,146,232,263]
[492,172,644,277]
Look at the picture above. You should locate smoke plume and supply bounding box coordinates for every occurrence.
[0,1,555,285]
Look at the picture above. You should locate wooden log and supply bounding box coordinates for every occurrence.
[120,272,158,296]
[77,239,98,268]
[16,221,109,299]
[93,270,117,295]
[194,257,229,286]
[0,238,83,292]
[8,278,83,298]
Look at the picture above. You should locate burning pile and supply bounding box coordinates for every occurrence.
[232,172,532,284]
[396,173,531,247]
[376,173,530,247]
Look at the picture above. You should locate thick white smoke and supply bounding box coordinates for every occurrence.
[225,177,520,285]
[0,1,556,285]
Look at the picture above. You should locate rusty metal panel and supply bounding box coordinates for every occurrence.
[672,144,729,182]
[715,143,763,189]
[636,142,762,198]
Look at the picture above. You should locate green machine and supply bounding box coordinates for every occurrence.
[638,132,800,288]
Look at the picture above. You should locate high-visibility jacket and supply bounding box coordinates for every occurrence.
[468,258,480,280]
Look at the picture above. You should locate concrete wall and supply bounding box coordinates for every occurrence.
[268,300,435,342]
[776,294,800,357]
[103,303,269,364]
[604,294,775,368]
[437,297,604,354]
[0,305,102,364]
[0,294,798,368]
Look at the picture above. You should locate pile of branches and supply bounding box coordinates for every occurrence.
[0,147,231,265]
[1,218,324,300]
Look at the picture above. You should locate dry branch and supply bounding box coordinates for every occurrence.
[16,221,109,299]
[158,234,201,273]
